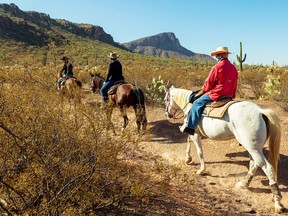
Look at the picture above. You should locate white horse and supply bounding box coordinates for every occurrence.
[164,86,284,213]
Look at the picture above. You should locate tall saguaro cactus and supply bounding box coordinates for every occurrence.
[236,42,247,72]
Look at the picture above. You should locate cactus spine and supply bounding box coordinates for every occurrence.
[236,42,247,72]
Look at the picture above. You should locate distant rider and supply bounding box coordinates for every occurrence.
[57,56,74,90]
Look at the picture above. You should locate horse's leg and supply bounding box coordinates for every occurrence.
[104,104,115,133]
[139,105,147,132]
[236,154,258,188]
[240,151,283,213]
[121,106,129,130]
[190,133,205,175]
[257,155,283,213]
[185,136,193,164]
[133,106,141,132]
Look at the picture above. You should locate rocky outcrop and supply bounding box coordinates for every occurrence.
[123,32,215,62]
[0,3,125,48]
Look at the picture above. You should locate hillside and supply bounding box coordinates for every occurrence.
[123,32,215,62]
[0,3,214,63]
[0,3,125,49]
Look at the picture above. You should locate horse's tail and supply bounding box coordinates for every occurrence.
[261,109,281,179]
[76,80,82,88]
[133,86,145,105]
[133,86,147,125]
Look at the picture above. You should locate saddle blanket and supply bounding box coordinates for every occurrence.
[202,100,237,118]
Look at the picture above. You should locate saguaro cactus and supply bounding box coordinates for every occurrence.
[236,42,247,72]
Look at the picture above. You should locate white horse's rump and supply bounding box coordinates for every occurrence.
[164,86,283,213]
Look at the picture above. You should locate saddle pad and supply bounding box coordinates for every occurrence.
[202,101,237,118]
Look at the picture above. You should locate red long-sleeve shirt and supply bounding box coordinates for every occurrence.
[203,58,238,101]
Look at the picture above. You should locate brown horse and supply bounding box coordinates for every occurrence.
[60,77,82,102]
[90,73,147,132]
[89,72,105,93]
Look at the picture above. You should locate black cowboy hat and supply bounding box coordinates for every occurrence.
[61,56,69,60]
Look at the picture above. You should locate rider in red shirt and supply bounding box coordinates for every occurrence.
[203,56,238,101]
[180,46,238,135]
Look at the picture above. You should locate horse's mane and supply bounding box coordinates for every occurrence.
[170,87,192,110]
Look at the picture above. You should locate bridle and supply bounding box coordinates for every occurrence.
[165,88,186,120]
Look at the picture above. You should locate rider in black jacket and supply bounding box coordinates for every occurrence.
[100,52,124,102]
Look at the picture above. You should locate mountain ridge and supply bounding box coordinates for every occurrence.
[123,32,215,62]
[0,3,125,49]
[0,3,214,62]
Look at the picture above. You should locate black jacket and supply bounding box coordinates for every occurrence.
[105,60,124,82]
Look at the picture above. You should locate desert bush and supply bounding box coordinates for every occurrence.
[0,65,180,215]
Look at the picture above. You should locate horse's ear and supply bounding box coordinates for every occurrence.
[89,72,94,77]
[164,86,169,93]
[96,72,100,76]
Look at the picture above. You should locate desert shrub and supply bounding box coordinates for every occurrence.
[0,65,180,215]
[237,67,267,99]
[270,68,288,110]
[260,74,281,100]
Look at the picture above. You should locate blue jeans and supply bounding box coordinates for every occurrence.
[100,80,116,101]
[187,94,213,129]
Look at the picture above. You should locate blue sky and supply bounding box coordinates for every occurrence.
[1,0,288,66]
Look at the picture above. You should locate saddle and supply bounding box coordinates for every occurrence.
[202,96,237,118]
[61,77,77,85]
[107,80,127,95]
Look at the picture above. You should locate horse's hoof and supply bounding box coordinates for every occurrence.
[196,169,205,175]
[274,196,284,213]
[235,181,248,189]
[275,205,284,213]
[185,156,193,164]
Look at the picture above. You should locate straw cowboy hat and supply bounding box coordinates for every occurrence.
[108,52,119,59]
[210,47,231,56]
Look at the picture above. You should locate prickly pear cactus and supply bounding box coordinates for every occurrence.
[145,76,166,104]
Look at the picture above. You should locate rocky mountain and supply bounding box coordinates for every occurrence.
[0,3,214,63]
[0,3,125,49]
[123,33,215,62]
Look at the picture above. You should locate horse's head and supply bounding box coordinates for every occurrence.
[90,72,105,93]
[164,86,176,119]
